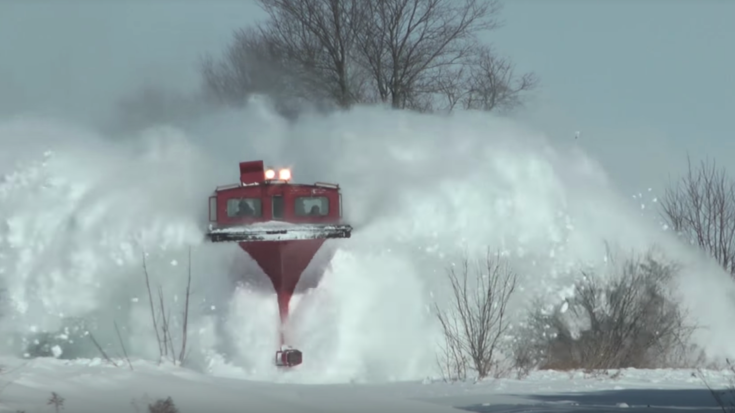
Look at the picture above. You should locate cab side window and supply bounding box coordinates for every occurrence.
[227,198,262,217]
[295,196,329,216]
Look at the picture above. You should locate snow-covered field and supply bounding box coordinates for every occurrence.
[0,356,732,412]
[1,103,735,411]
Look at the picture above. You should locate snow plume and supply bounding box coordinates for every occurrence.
[1,100,734,385]
[0,117,230,361]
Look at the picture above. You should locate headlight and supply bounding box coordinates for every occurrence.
[278,168,291,181]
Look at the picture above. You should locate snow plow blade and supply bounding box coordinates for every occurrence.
[275,348,303,367]
[207,223,353,243]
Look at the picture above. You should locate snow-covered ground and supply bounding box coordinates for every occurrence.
[0,356,732,412]
[2,104,735,411]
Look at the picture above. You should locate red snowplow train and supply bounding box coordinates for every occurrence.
[205,160,352,367]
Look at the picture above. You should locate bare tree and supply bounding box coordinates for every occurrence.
[434,248,517,380]
[660,157,735,276]
[461,45,538,112]
[433,45,538,113]
[356,0,501,110]
[202,0,537,114]
[47,392,64,413]
[256,0,369,108]
[202,0,368,110]
[201,27,294,106]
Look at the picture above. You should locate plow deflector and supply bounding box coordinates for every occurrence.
[207,223,352,243]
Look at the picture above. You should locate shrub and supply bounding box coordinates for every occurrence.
[516,249,693,371]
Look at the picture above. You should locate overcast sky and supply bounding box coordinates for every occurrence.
[0,0,733,193]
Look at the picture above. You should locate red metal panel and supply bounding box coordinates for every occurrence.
[240,239,336,346]
[239,160,265,185]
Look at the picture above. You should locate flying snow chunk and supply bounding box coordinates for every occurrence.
[51,345,63,358]
[171,260,178,266]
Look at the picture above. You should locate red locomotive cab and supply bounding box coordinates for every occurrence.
[206,160,352,368]
[207,160,350,242]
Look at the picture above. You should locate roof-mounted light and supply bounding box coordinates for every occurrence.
[264,169,276,180]
[278,168,292,181]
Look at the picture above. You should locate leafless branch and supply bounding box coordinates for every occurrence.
[87,332,119,368]
[357,0,502,110]
[202,0,535,114]
[157,285,176,363]
[114,321,134,371]
[435,248,517,380]
[201,27,298,107]
[660,156,735,277]
[257,0,370,108]
[141,250,193,366]
[178,247,192,364]
[204,0,369,109]
[47,392,65,413]
[142,252,164,361]
[461,44,538,112]
[699,359,735,412]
